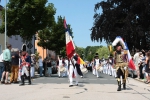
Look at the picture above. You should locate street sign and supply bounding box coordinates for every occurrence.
[27,42,33,49]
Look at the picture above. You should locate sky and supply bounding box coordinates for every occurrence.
[0,0,107,48]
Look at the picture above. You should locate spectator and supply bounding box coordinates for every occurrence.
[46,59,52,77]
[19,51,32,86]
[38,56,43,77]
[30,54,35,78]
[144,51,150,84]
[133,50,141,79]
[10,48,19,83]
[0,50,4,82]
[1,44,12,84]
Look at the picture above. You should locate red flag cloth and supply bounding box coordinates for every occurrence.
[72,71,75,78]
[64,19,75,58]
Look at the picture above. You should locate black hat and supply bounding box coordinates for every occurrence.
[108,55,113,57]
[94,53,99,58]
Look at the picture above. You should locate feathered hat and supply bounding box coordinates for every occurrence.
[112,36,126,49]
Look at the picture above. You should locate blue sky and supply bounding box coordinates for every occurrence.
[1,0,107,48]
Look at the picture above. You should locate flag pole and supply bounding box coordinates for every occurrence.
[5,0,7,49]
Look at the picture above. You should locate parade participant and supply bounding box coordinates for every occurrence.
[94,53,101,78]
[64,56,69,77]
[113,43,128,91]
[92,59,96,75]
[19,51,31,86]
[57,55,65,78]
[68,55,79,87]
[108,56,113,76]
[73,54,83,78]
[102,58,106,74]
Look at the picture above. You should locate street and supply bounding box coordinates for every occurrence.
[1,72,150,100]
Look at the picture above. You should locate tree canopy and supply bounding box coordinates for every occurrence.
[0,0,56,41]
[91,0,150,50]
[37,16,73,56]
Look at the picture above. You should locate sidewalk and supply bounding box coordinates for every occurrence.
[1,77,150,100]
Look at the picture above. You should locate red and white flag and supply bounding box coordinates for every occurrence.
[64,19,75,59]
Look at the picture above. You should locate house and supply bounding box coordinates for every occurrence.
[0,5,35,54]
[35,33,56,60]
[0,5,7,54]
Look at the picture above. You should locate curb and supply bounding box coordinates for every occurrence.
[134,78,145,82]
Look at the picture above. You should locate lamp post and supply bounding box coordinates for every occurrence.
[5,0,7,49]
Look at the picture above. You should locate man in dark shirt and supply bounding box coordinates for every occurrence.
[10,48,19,83]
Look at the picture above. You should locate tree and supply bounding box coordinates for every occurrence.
[37,16,74,56]
[96,46,109,59]
[91,0,150,50]
[84,46,102,59]
[75,46,85,59]
[0,0,56,41]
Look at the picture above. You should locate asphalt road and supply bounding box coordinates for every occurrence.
[32,72,117,85]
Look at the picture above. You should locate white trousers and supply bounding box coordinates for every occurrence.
[105,64,109,74]
[95,65,99,77]
[103,65,106,74]
[112,69,117,77]
[93,68,96,75]
[69,65,78,85]
[30,67,35,77]
[21,66,29,76]
[18,69,21,81]
[107,64,112,75]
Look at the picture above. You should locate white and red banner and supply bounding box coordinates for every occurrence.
[64,19,75,58]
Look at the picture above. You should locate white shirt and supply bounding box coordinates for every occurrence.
[0,53,3,62]
[95,59,100,66]
[65,60,68,66]
[59,60,63,66]
[38,58,43,66]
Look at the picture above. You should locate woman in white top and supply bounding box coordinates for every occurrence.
[38,56,43,77]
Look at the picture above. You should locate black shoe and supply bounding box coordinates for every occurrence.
[20,75,25,86]
[69,85,73,87]
[13,81,19,84]
[1,81,4,84]
[28,76,31,85]
[117,85,121,91]
[117,81,121,91]
[123,83,126,90]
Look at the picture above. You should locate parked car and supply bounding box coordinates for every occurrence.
[128,67,137,78]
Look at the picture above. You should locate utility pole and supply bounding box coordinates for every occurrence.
[5,0,7,49]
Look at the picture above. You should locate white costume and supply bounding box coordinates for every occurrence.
[95,59,101,77]
[64,59,69,76]
[69,59,79,86]
[102,60,107,74]
[58,59,64,77]
[92,61,96,75]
